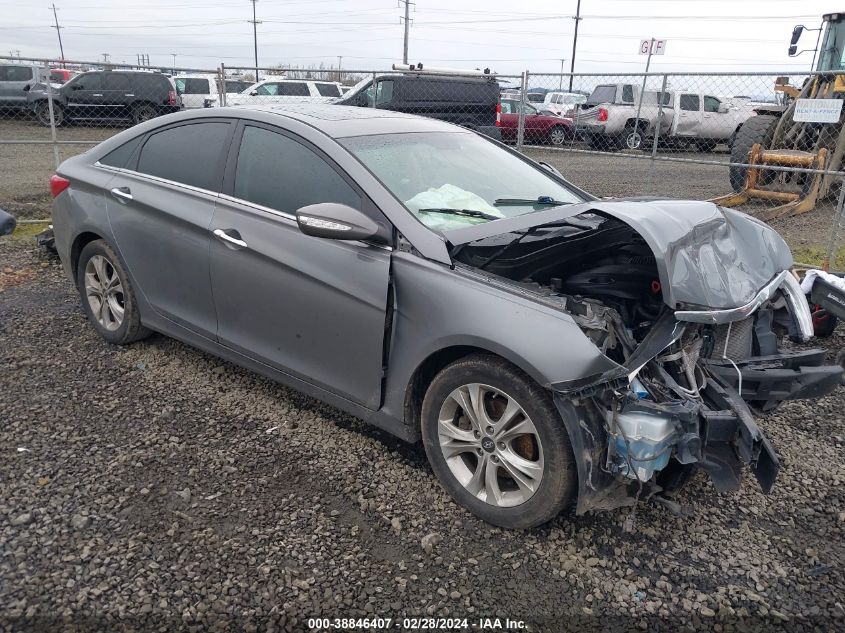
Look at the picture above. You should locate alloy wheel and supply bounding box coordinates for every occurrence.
[437,383,543,507]
[625,130,643,150]
[549,127,567,146]
[84,255,125,331]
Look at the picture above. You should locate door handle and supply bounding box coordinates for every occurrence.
[93,93,103,97]
[213,228,248,249]
[110,186,133,202]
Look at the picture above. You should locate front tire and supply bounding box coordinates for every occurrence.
[547,125,568,146]
[421,354,577,529]
[76,240,150,345]
[729,114,778,192]
[35,101,63,127]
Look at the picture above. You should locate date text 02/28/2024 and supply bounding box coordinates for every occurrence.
[307,617,527,630]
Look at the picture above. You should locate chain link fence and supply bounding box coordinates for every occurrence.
[2,55,845,267]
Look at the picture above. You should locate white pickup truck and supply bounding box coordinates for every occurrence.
[575,83,755,152]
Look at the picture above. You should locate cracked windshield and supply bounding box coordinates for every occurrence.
[341,131,584,231]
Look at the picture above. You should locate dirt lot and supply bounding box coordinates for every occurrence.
[1,118,845,631]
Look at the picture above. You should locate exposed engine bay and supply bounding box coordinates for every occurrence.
[449,205,842,514]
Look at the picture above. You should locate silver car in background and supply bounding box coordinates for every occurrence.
[49,105,841,528]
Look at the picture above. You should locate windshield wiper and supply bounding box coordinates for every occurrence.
[494,196,570,206]
[417,208,500,221]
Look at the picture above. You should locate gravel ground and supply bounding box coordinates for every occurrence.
[2,223,845,630]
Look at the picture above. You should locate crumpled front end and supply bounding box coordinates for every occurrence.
[449,199,842,514]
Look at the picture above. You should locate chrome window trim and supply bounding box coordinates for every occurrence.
[93,162,220,199]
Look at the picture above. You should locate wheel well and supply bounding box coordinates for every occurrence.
[625,118,648,131]
[403,345,507,440]
[70,231,103,277]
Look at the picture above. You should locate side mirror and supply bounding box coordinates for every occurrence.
[718,104,729,114]
[296,203,379,241]
[789,25,804,56]
[71,84,82,90]
[0,208,17,236]
[250,90,258,96]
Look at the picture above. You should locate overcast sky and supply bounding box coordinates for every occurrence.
[1,0,841,76]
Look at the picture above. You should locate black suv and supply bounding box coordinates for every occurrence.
[337,70,501,139]
[29,70,183,127]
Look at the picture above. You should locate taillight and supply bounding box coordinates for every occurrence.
[496,102,501,127]
[597,107,608,122]
[50,174,70,198]
[168,90,178,106]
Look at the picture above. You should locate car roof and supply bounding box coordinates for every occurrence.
[192,103,470,138]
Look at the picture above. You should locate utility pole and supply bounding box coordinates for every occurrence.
[559,58,565,90]
[50,3,65,66]
[399,0,414,64]
[248,0,261,81]
[568,0,581,92]
[171,53,177,74]
[102,52,110,65]
[337,55,343,81]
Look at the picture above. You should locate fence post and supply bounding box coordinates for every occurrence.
[517,70,528,152]
[823,179,845,271]
[219,63,227,107]
[371,72,377,107]
[651,73,669,159]
[45,75,60,170]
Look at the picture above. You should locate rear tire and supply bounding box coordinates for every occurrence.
[587,134,619,152]
[132,103,158,126]
[421,353,577,528]
[729,114,778,192]
[76,240,151,345]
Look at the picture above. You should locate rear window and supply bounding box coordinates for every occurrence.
[278,82,310,96]
[621,85,634,103]
[587,85,616,105]
[0,65,34,81]
[103,73,130,91]
[99,135,144,169]
[175,77,210,94]
[315,82,341,97]
[401,78,497,104]
[133,74,169,95]
[225,80,251,93]
[136,122,231,191]
[680,94,700,111]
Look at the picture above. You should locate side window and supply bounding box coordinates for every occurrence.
[621,85,634,103]
[255,83,278,96]
[703,96,721,113]
[315,82,341,97]
[500,102,512,114]
[277,82,310,96]
[73,73,102,91]
[182,78,210,94]
[234,126,360,214]
[137,122,231,191]
[679,94,700,111]
[99,135,144,168]
[2,66,34,81]
[375,80,393,105]
[103,73,130,91]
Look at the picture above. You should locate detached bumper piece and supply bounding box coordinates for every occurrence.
[703,349,842,411]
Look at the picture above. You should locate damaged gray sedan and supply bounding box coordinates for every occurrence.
[51,105,842,528]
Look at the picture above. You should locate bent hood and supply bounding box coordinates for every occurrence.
[444,198,793,311]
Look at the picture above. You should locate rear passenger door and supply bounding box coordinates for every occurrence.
[675,93,702,137]
[101,73,131,120]
[209,123,391,408]
[104,119,235,338]
[175,77,210,109]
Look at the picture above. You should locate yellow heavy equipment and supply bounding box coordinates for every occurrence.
[713,12,845,220]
